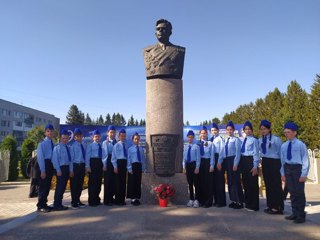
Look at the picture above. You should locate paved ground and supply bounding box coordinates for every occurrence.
[0,181,319,239]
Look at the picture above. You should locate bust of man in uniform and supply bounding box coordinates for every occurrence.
[143,19,186,80]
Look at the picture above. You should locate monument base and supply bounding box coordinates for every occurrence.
[140,173,189,205]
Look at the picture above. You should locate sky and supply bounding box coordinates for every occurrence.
[0,0,319,125]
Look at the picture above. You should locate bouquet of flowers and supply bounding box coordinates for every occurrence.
[154,184,175,199]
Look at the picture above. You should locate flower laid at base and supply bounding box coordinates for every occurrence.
[154,184,175,199]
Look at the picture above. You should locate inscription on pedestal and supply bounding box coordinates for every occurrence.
[151,134,179,177]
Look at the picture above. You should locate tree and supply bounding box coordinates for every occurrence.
[0,135,19,181]
[66,105,84,124]
[27,126,58,146]
[127,115,135,126]
[84,113,93,125]
[185,120,190,126]
[134,120,139,126]
[111,113,117,125]
[21,138,35,178]
[105,113,112,125]
[120,114,126,126]
[97,115,104,125]
[211,118,220,125]
[308,74,320,148]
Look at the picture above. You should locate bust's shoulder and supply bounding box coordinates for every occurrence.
[143,44,159,52]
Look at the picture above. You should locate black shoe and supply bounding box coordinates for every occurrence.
[265,208,283,215]
[233,203,243,209]
[216,204,226,208]
[78,202,86,208]
[71,204,79,209]
[228,202,236,208]
[285,214,297,220]
[134,199,141,206]
[131,200,135,205]
[37,207,51,213]
[53,205,68,211]
[104,202,113,206]
[293,218,305,224]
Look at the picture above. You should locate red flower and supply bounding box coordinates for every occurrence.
[154,184,175,199]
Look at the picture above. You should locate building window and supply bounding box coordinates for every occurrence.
[14,121,22,127]
[1,120,6,127]
[14,111,23,119]
[1,109,10,116]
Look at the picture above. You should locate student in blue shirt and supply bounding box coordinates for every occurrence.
[198,126,215,208]
[70,128,86,209]
[240,121,260,211]
[259,120,284,215]
[36,124,55,213]
[210,123,226,207]
[102,125,117,206]
[51,129,73,211]
[183,130,201,208]
[112,129,128,206]
[86,130,105,207]
[224,121,244,209]
[281,121,310,224]
[127,132,146,206]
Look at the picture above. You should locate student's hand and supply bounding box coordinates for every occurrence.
[86,167,91,173]
[217,163,222,171]
[41,172,46,179]
[56,171,62,177]
[233,166,238,171]
[194,168,199,174]
[281,176,286,182]
[69,172,74,178]
[209,166,214,173]
[299,176,307,182]
[114,168,118,174]
[251,167,258,176]
[103,166,107,171]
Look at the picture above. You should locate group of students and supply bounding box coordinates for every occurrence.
[36,124,145,213]
[183,119,310,224]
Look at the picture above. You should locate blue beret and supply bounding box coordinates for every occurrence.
[45,124,54,130]
[201,126,207,132]
[243,121,253,130]
[211,122,219,130]
[74,128,82,135]
[60,129,69,136]
[107,125,116,132]
[284,122,298,131]
[92,130,101,135]
[131,132,140,140]
[186,130,195,137]
[119,129,126,134]
[260,119,271,129]
[226,121,235,129]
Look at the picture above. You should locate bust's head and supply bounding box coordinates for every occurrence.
[155,19,172,45]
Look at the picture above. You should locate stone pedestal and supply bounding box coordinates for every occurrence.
[141,173,188,204]
[145,78,183,175]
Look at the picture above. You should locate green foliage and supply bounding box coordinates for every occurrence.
[21,138,35,178]
[66,104,84,124]
[0,135,19,181]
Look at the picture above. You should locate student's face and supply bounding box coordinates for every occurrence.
[45,129,54,139]
[284,129,297,140]
[259,126,270,136]
[200,130,207,140]
[60,134,69,145]
[108,130,116,139]
[74,134,83,143]
[244,126,253,136]
[133,135,140,145]
[93,134,101,143]
[226,127,234,136]
[211,128,219,136]
[187,135,194,143]
[119,133,126,142]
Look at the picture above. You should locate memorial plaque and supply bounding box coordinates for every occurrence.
[151,134,179,177]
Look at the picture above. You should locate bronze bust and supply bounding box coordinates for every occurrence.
[143,19,186,80]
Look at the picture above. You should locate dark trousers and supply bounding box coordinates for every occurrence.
[54,165,70,207]
[240,156,259,210]
[199,158,213,206]
[104,155,115,204]
[88,158,103,206]
[284,163,306,219]
[185,161,200,201]
[225,156,244,203]
[115,159,127,204]
[29,178,39,198]
[70,163,85,205]
[212,154,226,206]
[37,160,54,208]
[262,157,284,211]
[127,162,142,199]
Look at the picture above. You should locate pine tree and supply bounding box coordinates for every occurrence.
[308,74,320,148]
[98,115,104,125]
[111,113,117,125]
[127,115,135,126]
[105,113,112,125]
[120,114,126,126]
[66,105,83,124]
[84,113,92,125]
[211,118,220,125]
[185,120,190,126]
[135,120,139,126]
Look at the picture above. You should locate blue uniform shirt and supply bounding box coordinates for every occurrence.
[224,136,241,167]
[183,142,201,169]
[199,140,215,168]
[280,138,310,177]
[51,143,73,172]
[241,135,260,168]
[258,134,282,159]
[85,141,105,168]
[211,135,225,164]
[111,141,128,168]
[127,145,146,172]
[37,137,54,173]
[102,138,116,168]
[71,141,86,164]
